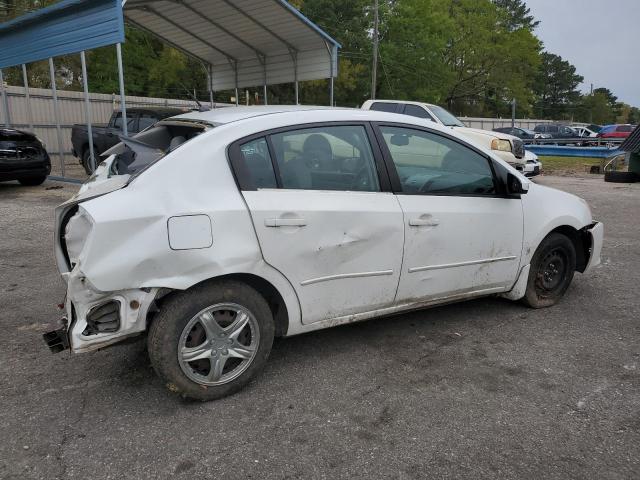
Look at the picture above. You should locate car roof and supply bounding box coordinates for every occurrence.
[364,99,437,109]
[170,105,341,125]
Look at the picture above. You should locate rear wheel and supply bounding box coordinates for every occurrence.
[148,280,274,401]
[81,149,94,176]
[522,233,576,308]
[18,176,46,186]
[604,171,637,183]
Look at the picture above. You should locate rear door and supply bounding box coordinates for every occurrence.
[373,124,524,303]
[231,123,405,324]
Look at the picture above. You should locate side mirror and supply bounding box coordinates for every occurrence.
[507,172,529,195]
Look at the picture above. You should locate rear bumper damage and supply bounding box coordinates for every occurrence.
[44,266,159,354]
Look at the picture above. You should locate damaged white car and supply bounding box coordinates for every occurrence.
[45,106,603,401]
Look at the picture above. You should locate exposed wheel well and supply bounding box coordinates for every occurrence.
[151,274,289,337]
[548,225,592,273]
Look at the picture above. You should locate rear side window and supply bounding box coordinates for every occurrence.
[617,125,632,132]
[403,104,435,121]
[370,102,400,113]
[269,125,380,192]
[238,138,277,189]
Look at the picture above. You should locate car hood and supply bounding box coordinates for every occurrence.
[453,126,518,141]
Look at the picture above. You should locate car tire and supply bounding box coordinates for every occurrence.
[604,171,637,183]
[147,280,275,401]
[18,176,47,186]
[81,149,94,176]
[522,233,576,309]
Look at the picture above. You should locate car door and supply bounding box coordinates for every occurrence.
[373,124,524,304]
[230,123,405,325]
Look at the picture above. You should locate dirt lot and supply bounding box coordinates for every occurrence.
[0,174,638,480]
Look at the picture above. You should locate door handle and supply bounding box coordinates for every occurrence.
[265,217,307,227]
[409,216,440,227]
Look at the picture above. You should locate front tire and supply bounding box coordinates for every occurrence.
[148,280,274,401]
[81,149,94,176]
[522,233,576,308]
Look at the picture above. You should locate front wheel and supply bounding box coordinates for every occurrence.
[148,280,275,401]
[81,149,94,176]
[19,176,46,186]
[522,233,576,308]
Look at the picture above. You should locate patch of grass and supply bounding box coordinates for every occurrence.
[539,155,602,174]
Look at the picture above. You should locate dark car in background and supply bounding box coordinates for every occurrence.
[597,124,636,139]
[493,126,548,139]
[71,107,184,174]
[534,123,578,138]
[0,128,51,186]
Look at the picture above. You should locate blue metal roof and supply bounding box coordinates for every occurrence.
[0,0,124,69]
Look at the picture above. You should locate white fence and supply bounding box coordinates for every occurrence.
[0,85,205,175]
[0,84,561,176]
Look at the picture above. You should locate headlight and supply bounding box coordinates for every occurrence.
[65,207,93,267]
[491,139,512,152]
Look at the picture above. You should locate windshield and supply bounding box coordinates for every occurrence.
[429,105,465,127]
[102,121,209,176]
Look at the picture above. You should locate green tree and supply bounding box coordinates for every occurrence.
[533,52,583,118]
[493,0,540,31]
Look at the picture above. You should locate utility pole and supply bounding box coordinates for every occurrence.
[371,0,379,100]
[511,98,516,128]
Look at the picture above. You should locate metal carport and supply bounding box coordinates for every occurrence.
[0,0,340,178]
[123,0,341,106]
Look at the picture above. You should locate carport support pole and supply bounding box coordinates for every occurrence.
[116,43,128,136]
[21,65,34,131]
[208,64,214,109]
[48,58,66,177]
[80,51,96,172]
[0,69,10,127]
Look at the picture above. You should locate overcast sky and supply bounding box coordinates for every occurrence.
[525,0,639,106]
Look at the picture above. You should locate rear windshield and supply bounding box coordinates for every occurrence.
[104,121,209,176]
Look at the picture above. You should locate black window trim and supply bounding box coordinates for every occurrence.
[227,121,393,193]
[400,104,436,122]
[370,121,514,199]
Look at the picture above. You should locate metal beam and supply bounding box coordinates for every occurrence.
[170,0,267,59]
[116,43,128,136]
[138,6,238,63]
[80,51,96,172]
[290,50,299,105]
[21,64,34,131]
[48,58,66,176]
[208,64,214,109]
[220,0,297,53]
[0,69,9,127]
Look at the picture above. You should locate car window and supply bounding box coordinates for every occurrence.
[238,137,278,189]
[617,125,632,132]
[534,125,545,133]
[379,126,495,195]
[269,125,380,192]
[138,114,158,131]
[548,125,558,133]
[403,104,435,121]
[370,102,399,113]
[113,113,137,131]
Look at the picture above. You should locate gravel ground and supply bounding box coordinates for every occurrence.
[0,174,638,480]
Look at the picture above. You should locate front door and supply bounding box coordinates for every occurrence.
[234,124,405,324]
[375,124,524,303]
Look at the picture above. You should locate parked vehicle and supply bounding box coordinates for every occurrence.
[571,126,599,138]
[0,127,51,185]
[71,107,185,174]
[533,123,580,140]
[523,150,542,177]
[597,124,636,139]
[362,100,527,172]
[493,126,549,140]
[45,106,603,400]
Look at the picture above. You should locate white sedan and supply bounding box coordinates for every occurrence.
[46,106,603,400]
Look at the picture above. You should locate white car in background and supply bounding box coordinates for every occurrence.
[45,106,602,401]
[362,99,528,172]
[571,125,599,138]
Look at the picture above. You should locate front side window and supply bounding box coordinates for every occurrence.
[403,104,435,121]
[138,114,158,132]
[269,125,380,192]
[379,126,495,195]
